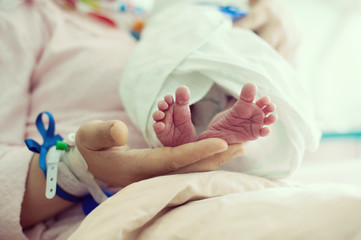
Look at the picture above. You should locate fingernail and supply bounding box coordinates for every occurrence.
[232,149,243,158]
[212,147,228,155]
[110,125,116,140]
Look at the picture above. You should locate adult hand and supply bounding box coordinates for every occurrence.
[234,0,300,62]
[76,120,243,187]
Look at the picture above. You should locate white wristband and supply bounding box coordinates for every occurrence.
[45,146,61,199]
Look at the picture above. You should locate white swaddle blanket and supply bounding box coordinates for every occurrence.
[120,0,321,179]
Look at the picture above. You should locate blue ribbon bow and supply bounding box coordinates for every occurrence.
[25,112,63,174]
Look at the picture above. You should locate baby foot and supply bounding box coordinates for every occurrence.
[152,86,197,147]
[198,83,277,145]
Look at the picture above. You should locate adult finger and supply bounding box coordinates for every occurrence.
[275,38,288,58]
[76,120,128,151]
[171,144,243,174]
[95,138,229,185]
[276,32,301,62]
[140,138,229,174]
[249,0,262,7]
[234,5,267,31]
[258,24,282,49]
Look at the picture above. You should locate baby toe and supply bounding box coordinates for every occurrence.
[263,103,276,114]
[153,111,165,121]
[158,100,169,111]
[264,114,277,125]
[153,122,166,133]
[260,127,270,137]
[164,94,174,105]
[256,96,271,108]
[240,83,258,103]
[175,86,191,105]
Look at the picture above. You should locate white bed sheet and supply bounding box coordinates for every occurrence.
[290,138,361,185]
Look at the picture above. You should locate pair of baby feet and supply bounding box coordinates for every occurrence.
[152,83,277,147]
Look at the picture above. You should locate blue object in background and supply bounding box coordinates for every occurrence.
[218,5,248,21]
[119,4,126,12]
[195,2,248,22]
[322,132,361,139]
[131,31,140,40]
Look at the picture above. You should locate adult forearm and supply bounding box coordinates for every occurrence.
[20,154,74,229]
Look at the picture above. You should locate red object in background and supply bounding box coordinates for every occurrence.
[87,12,117,27]
[63,0,76,7]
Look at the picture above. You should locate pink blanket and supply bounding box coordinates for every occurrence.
[70,171,361,240]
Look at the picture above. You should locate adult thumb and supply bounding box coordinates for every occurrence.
[76,120,128,151]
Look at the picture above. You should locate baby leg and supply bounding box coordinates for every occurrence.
[152,86,197,147]
[198,83,276,144]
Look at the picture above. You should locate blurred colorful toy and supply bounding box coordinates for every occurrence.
[56,0,146,40]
